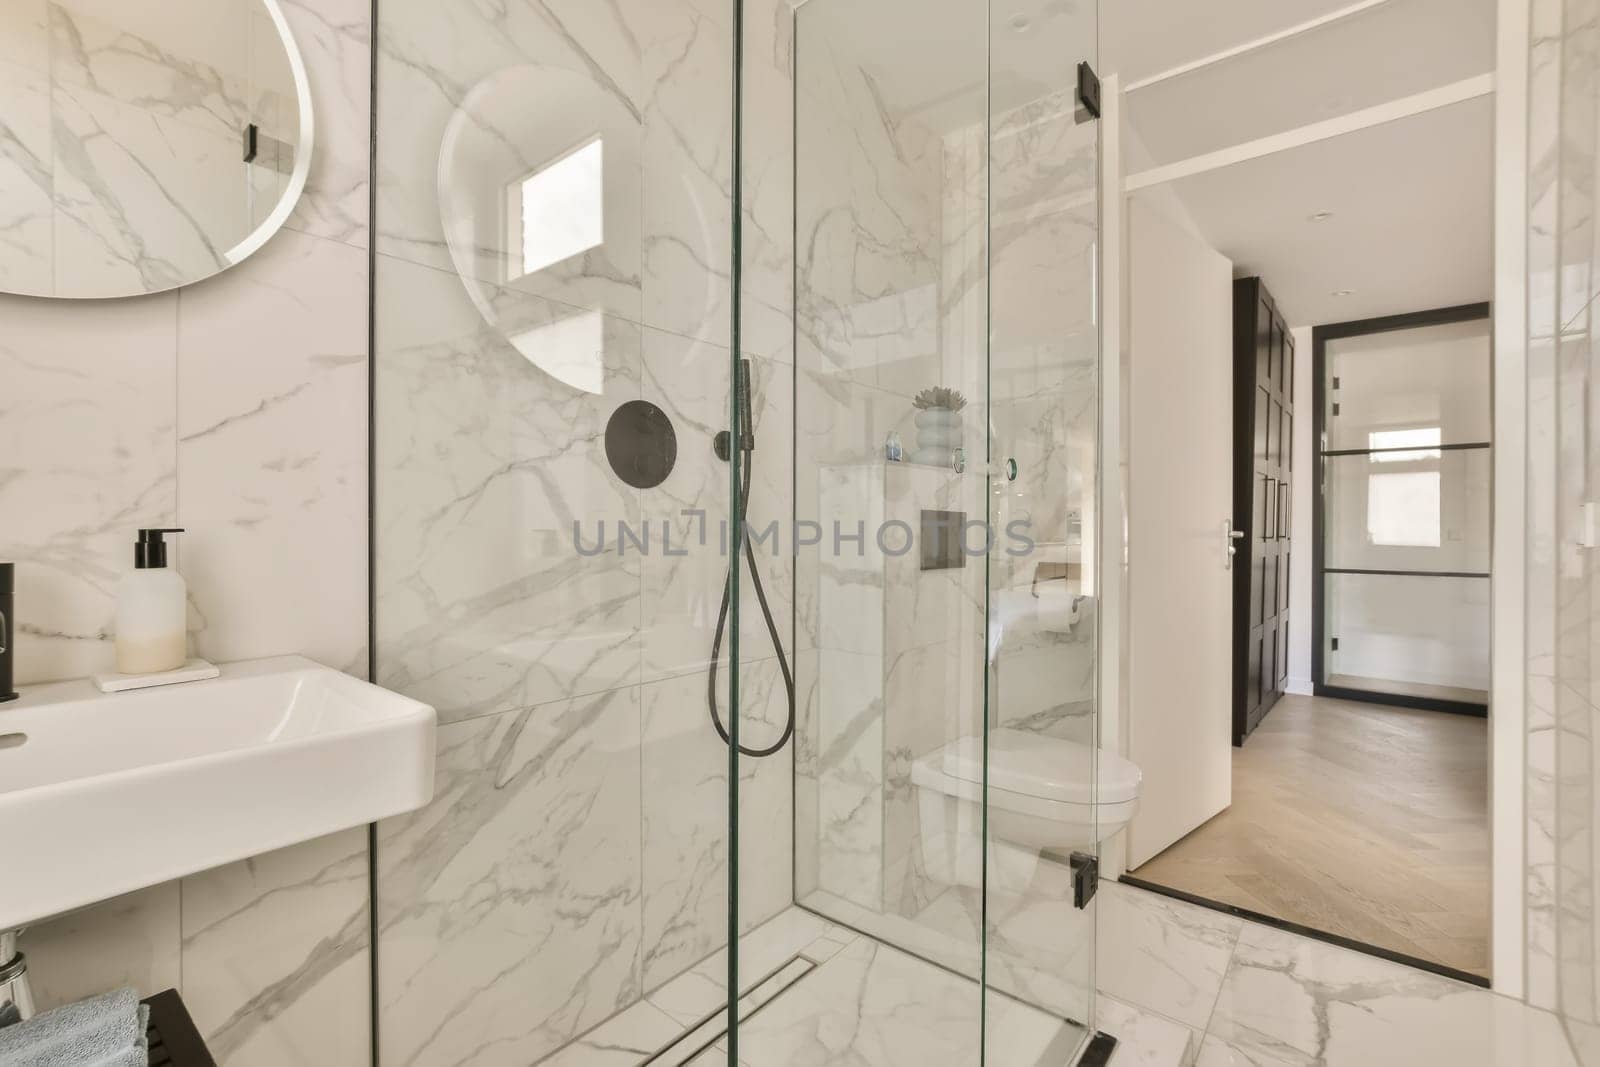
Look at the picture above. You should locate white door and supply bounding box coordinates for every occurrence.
[1124,198,1235,868]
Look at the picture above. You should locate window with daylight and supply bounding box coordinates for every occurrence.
[511,137,603,278]
[1366,427,1443,547]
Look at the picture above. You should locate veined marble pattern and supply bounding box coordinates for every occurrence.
[278,0,371,246]
[375,0,794,358]
[377,687,646,1066]
[374,253,644,724]
[641,662,794,990]
[178,828,371,1067]
[1205,923,1575,1067]
[177,228,369,676]
[1098,881,1244,1030]
[638,333,794,683]
[5,0,309,297]
[729,934,1083,1066]
[0,57,54,294]
[0,290,177,685]
[1524,0,1564,1015]
[1102,881,1579,1067]
[17,884,181,1010]
[5,0,374,1062]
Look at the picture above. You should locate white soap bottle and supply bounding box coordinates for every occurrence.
[115,528,188,675]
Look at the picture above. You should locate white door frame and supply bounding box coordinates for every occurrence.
[1097,3,1531,991]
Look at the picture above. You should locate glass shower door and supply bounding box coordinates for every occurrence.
[748,0,1103,1061]
[984,2,1103,1062]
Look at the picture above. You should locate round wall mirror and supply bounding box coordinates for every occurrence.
[0,0,314,299]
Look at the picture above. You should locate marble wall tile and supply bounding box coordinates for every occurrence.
[0,0,48,73]
[0,290,177,684]
[3,5,374,1066]
[177,229,369,675]
[377,687,644,1066]
[278,0,371,247]
[0,58,54,294]
[179,828,371,1067]
[639,660,792,991]
[638,3,733,348]
[374,253,643,724]
[815,646,885,910]
[18,885,181,1009]
[639,333,793,683]
[50,79,239,296]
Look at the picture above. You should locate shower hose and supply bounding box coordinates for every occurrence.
[707,359,796,758]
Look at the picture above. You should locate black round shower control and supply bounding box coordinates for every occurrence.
[605,400,677,489]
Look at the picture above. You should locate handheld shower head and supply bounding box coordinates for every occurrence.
[712,358,758,460]
[737,357,755,452]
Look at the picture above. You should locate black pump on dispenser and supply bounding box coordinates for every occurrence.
[134,528,184,569]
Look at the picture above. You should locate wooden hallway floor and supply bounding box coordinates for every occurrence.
[1128,692,1490,978]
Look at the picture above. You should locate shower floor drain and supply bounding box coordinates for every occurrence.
[642,954,817,1065]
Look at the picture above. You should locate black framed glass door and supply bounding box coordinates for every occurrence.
[1311,303,1491,715]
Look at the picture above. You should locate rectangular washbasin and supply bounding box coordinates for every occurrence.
[0,656,435,932]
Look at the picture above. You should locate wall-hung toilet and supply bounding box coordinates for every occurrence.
[913,728,1142,890]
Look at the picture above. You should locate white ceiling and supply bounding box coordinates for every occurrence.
[1100,0,1377,85]
[1116,0,1496,328]
[1150,93,1494,327]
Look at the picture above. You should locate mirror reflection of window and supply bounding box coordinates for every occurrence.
[508,309,605,395]
[509,137,604,280]
[1367,427,1442,548]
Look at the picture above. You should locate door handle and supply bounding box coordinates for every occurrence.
[1225,521,1244,569]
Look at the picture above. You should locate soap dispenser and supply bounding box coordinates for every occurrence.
[115,528,188,675]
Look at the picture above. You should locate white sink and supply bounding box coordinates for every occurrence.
[0,656,435,932]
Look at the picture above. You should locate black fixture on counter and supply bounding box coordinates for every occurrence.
[1,563,16,702]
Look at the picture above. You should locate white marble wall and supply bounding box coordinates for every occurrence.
[0,0,374,1062]
[1526,0,1600,1060]
[370,0,798,1062]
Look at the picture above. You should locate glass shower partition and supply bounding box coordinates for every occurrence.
[769,0,1102,1061]
[370,0,1099,1058]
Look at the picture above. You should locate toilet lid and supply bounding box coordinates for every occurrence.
[939,728,1141,805]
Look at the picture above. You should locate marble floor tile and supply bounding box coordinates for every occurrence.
[1206,922,1577,1067]
[1098,882,1244,1030]
[539,999,686,1066]
[647,907,833,1025]
[730,935,1077,1066]
[1096,995,1198,1066]
[1193,1033,1294,1067]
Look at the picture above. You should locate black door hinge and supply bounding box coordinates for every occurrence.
[1076,62,1101,122]
[1331,636,1340,650]
[1070,852,1099,909]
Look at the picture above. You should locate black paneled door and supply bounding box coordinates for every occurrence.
[1232,278,1293,745]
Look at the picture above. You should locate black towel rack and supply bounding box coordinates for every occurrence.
[143,990,216,1067]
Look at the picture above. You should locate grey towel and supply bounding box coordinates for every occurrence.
[0,988,144,1066]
